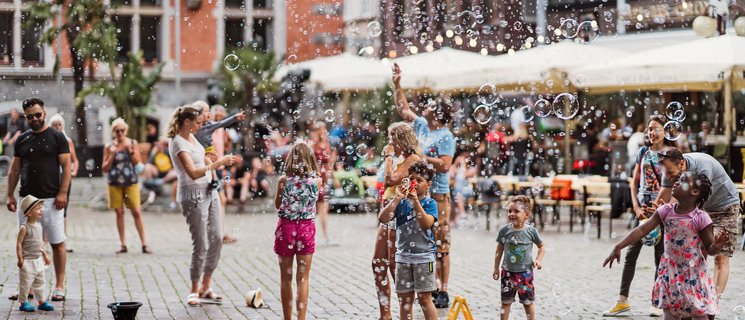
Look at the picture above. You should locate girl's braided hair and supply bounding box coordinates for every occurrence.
[692,172,712,209]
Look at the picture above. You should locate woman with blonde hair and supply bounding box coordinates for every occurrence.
[308,121,336,246]
[372,121,423,320]
[48,114,79,253]
[167,104,237,306]
[102,118,150,254]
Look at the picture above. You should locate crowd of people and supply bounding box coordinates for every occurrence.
[3,61,741,320]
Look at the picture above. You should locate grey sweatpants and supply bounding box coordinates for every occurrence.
[181,190,223,283]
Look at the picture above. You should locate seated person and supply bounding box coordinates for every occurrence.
[333,162,366,198]
[141,138,178,210]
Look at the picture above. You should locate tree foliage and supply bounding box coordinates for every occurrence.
[216,47,279,110]
[26,0,118,145]
[76,50,164,142]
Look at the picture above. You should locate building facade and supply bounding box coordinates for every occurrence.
[0,0,287,147]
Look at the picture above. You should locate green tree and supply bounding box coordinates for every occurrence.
[76,50,164,142]
[217,47,278,110]
[26,0,118,146]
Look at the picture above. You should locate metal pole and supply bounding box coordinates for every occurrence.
[536,0,547,44]
[174,0,181,101]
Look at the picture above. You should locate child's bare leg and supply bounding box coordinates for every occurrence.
[662,309,676,320]
[417,292,438,320]
[398,292,415,320]
[296,255,313,320]
[372,226,393,319]
[523,303,535,320]
[278,256,295,320]
[501,303,512,320]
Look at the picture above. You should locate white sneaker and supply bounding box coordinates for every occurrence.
[649,306,663,317]
[146,191,156,204]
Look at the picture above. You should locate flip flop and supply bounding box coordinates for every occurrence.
[186,293,200,306]
[50,289,65,301]
[198,289,223,304]
[8,293,33,301]
[115,245,128,254]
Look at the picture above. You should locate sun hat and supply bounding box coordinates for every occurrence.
[20,195,43,216]
[245,288,264,308]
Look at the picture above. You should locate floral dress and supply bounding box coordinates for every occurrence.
[277,175,319,220]
[651,204,718,317]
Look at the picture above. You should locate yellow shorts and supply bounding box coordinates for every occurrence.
[107,184,141,209]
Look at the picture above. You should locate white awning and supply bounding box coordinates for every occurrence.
[273,53,390,91]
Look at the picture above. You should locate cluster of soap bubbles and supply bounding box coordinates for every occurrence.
[473,84,581,125]
[663,101,685,141]
[552,18,600,44]
[733,304,745,320]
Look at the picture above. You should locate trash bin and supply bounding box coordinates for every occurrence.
[107,302,142,320]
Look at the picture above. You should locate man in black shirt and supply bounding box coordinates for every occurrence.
[6,98,71,301]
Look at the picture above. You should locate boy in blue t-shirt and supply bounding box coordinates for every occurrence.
[378,161,438,320]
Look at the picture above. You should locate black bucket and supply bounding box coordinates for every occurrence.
[107,302,142,320]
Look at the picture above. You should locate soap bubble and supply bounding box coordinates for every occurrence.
[345,145,354,155]
[517,105,534,123]
[551,283,563,297]
[477,83,498,105]
[733,305,745,320]
[664,121,682,141]
[558,19,580,38]
[324,109,336,122]
[85,158,96,171]
[368,21,383,37]
[552,93,580,120]
[356,144,369,158]
[292,109,301,120]
[473,105,493,125]
[224,54,240,71]
[666,101,686,122]
[513,21,523,31]
[604,11,614,22]
[534,99,552,118]
[575,20,600,44]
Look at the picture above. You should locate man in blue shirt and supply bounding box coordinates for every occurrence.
[392,63,456,308]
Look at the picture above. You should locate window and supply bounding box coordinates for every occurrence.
[0,9,44,67]
[111,1,164,66]
[20,13,44,66]
[113,15,132,63]
[225,18,246,48]
[225,0,243,9]
[140,16,160,63]
[252,18,269,52]
[0,12,11,65]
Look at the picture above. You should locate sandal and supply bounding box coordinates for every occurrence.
[50,289,65,301]
[8,293,33,301]
[142,245,153,254]
[186,293,200,306]
[115,245,128,254]
[222,236,237,244]
[198,288,223,304]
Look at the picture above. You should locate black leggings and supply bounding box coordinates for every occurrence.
[619,219,664,297]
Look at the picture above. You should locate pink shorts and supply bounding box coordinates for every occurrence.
[273,217,316,257]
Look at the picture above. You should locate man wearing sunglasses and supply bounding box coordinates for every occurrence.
[6,98,72,302]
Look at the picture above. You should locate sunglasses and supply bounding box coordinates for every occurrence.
[25,112,43,120]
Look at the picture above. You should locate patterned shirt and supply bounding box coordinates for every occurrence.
[278,175,319,220]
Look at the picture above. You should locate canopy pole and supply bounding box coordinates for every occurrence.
[724,78,733,138]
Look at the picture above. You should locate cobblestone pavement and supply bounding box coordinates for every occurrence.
[0,203,743,319]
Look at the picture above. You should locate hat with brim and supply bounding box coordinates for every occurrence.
[20,195,43,216]
[245,288,263,308]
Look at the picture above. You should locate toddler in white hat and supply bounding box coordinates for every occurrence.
[16,195,54,312]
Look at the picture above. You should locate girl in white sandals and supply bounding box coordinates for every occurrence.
[167,104,238,306]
